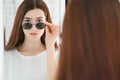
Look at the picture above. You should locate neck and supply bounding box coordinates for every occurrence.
[17,38,46,56]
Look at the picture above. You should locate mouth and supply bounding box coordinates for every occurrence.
[30,33,38,35]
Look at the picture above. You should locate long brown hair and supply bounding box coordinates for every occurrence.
[5,0,52,50]
[57,0,120,80]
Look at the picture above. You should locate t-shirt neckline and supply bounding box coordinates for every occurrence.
[15,48,47,59]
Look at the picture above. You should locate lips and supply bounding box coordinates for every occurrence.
[30,33,38,35]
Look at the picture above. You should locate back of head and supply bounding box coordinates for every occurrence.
[57,0,120,80]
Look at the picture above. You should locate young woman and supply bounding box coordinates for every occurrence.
[4,0,59,80]
[57,0,120,80]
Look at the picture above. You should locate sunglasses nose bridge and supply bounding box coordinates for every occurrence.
[31,24,37,30]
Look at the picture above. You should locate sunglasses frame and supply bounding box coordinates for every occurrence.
[22,22,46,30]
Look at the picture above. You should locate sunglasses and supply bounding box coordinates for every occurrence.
[22,22,46,30]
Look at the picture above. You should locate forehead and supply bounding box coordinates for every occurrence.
[24,9,45,19]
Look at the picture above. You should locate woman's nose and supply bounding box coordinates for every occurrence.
[31,24,37,31]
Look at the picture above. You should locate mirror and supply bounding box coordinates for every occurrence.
[3,0,65,80]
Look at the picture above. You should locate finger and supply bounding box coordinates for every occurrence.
[45,21,53,27]
[45,26,49,34]
[46,26,52,33]
[45,21,59,28]
[45,21,59,33]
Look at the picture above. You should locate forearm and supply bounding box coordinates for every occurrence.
[47,45,58,80]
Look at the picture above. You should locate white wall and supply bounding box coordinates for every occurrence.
[0,0,4,79]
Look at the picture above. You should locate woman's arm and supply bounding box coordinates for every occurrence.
[47,45,58,80]
[45,22,60,80]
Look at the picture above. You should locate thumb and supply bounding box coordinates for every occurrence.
[46,26,48,34]
[46,25,52,34]
[46,26,51,35]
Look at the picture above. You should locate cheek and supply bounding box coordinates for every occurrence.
[38,29,45,36]
[23,30,29,35]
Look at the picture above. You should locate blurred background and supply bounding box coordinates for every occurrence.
[0,0,3,80]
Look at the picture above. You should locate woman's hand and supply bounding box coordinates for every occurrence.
[45,22,59,80]
[45,22,60,48]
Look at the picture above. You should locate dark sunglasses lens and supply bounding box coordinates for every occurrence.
[36,23,46,29]
[22,23,32,30]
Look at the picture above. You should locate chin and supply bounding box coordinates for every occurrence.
[29,36,40,40]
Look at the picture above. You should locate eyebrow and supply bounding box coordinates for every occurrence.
[24,17,43,19]
[24,17,32,19]
[36,17,43,19]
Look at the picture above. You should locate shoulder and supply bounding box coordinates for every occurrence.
[4,48,17,58]
[4,48,16,54]
[55,50,60,61]
[55,50,60,55]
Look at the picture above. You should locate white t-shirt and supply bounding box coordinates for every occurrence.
[4,48,59,80]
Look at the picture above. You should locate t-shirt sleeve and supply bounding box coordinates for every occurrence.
[54,50,60,62]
